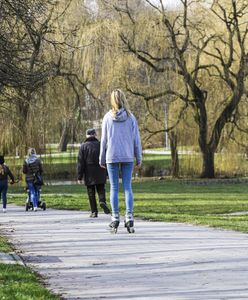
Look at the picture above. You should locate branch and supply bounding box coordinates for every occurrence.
[126,86,190,103]
[113,2,135,24]
[120,33,167,73]
[144,102,188,142]
[56,70,103,107]
[191,34,218,80]
[180,0,190,54]
[191,64,223,78]
[135,49,174,62]
[145,101,163,123]
[144,0,162,13]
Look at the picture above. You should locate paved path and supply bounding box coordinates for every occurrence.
[1,205,248,300]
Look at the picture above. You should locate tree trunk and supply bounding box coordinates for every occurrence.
[201,147,215,178]
[16,98,30,156]
[169,131,179,178]
[58,120,71,152]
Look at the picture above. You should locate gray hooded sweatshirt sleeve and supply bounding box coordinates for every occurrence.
[99,108,142,165]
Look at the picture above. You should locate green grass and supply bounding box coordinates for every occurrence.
[6,147,248,179]
[0,236,60,300]
[0,263,60,300]
[143,154,171,165]
[7,153,172,180]
[0,236,12,253]
[8,180,248,233]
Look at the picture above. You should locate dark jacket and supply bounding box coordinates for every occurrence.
[77,137,106,186]
[23,156,43,182]
[0,164,14,182]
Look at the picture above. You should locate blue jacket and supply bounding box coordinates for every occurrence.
[99,108,142,165]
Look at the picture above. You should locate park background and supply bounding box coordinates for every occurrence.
[1,1,248,298]
[1,0,248,181]
[1,0,248,234]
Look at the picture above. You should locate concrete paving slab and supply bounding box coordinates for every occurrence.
[1,205,248,300]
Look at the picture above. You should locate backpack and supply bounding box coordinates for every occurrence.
[33,173,44,186]
[28,162,44,186]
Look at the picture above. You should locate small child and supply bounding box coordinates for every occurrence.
[0,155,15,213]
[77,129,110,217]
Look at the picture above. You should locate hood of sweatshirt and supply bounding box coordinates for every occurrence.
[26,154,38,164]
[111,108,128,122]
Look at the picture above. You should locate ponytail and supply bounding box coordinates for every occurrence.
[110,89,131,118]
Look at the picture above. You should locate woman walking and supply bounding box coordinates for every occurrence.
[23,148,43,211]
[100,89,142,233]
[0,155,15,213]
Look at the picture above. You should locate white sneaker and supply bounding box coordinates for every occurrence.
[3,208,6,213]
[34,207,37,212]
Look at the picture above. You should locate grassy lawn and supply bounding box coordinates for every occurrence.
[0,236,12,253]
[0,263,60,300]
[142,154,171,166]
[7,147,248,179]
[6,153,172,180]
[0,238,60,300]
[8,179,248,233]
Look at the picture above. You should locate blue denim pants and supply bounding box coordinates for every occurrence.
[27,181,39,208]
[107,162,134,216]
[0,180,8,209]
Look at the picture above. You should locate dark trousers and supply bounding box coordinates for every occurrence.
[87,184,106,213]
[0,180,8,209]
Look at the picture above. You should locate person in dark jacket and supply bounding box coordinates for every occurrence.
[0,155,15,213]
[77,128,110,218]
[23,148,43,211]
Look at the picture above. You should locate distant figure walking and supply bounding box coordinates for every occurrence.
[0,155,15,213]
[77,128,110,218]
[23,148,43,211]
[99,89,142,233]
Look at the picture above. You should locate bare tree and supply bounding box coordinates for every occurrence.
[0,0,98,153]
[0,0,61,153]
[112,0,248,178]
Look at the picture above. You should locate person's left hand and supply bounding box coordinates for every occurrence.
[78,180,83,184]
[100,164,106,169]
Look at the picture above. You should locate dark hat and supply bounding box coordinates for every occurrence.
[86,128,96,136]
[0,155,4,164]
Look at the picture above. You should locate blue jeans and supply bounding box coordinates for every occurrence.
[107,162,134,216]
[27,181,39,208]
[0,180,8,209]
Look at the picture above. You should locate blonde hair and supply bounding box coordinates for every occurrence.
[110,89,131,118]
[27,148,36,156]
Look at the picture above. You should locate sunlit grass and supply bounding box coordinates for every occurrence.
[0,236,12,253]
[0,264,60,300]
[8,180,248,232]
[5,146,248,179]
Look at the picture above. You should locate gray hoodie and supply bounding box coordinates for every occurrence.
[99,108,142,165]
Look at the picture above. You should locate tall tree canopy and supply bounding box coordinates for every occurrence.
[110,0,248,177]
